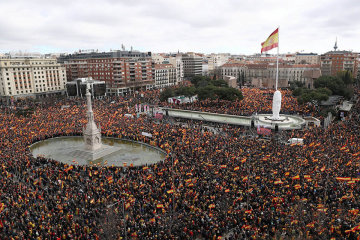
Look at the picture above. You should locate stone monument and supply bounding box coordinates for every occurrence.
[83,83,102,151]
[271,90,282,120]
[67,83,120,162]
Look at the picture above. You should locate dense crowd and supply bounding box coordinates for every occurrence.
[0,88,359,239]
[162,88,317,117]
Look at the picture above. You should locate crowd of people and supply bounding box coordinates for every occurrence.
[162,88,317,117]
[0,88,359,239]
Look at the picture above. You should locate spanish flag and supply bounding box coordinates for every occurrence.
[107,176,113,184]
[125,203,131,210]
[261,28,279,53]
[64,165,73,173]
[292,175,300,180]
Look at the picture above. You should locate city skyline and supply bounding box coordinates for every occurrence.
[0,0,359,55]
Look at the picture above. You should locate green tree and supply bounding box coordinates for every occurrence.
[159,88,175,102]
[175,86,196,97]
[211,79,228,87]
[337,70,353,85]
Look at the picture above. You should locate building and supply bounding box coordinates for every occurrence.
[0,57,66,100]
[220,62,321,88]
[206,53,230,73]
[181,53,203,78]
[223,76,237,88]
[154,64,177,89]
[168,55,184,84]
[59,50,155,95]
[295,53,320,65]
[320,50,358,78]
[202,60,209,76]
[302,69,321,89]
[66,77,106,97]
[152,54,169,64]
[220,62,247,85]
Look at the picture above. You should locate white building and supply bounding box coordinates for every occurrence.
[202,60,209,76]
[206,53,230,72]
[155,64,177,89]
[220,62,321,88]
[220,62,247,81]
[0,57,66,99]
[169,55,184,84]
[152,53,169,64]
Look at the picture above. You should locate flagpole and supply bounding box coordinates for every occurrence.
[275,27,279,90]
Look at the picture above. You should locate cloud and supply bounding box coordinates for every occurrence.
[0,0,359,54]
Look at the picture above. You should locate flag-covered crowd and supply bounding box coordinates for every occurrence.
[0,88,359,239]
[163,88,316,117]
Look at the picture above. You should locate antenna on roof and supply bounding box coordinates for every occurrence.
[334,37,338,51]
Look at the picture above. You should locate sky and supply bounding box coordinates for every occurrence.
[0,0,359,55]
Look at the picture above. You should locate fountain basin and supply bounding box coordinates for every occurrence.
[30,136,166,167]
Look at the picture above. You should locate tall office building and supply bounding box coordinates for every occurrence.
[181,53,203,78]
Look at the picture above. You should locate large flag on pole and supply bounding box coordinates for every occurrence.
[261,28,279,53]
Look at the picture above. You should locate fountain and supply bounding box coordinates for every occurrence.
[30,84,166,166]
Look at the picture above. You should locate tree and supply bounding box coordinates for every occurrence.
[314,75,353,99]
[212,79,228,87]
[241,71,246,86]
[175,86,196,97]
[159,88,175,102]
[337,70,353,85]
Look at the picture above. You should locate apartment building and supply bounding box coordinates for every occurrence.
[0,57,66,99]
[59,51,155,95]
[155,64,177,89]
[320,50,358,78]
[168,55,184,84]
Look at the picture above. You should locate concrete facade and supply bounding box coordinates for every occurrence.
[169,55,184,84]
[220,62,321,88]
[0,57,66,98]
[181,53,203,78]
[223,76,237,88]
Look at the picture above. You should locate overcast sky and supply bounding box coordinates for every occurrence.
[1,0,359,55]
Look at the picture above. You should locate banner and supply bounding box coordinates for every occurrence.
[257,125,271,135]
[141,132,153,138]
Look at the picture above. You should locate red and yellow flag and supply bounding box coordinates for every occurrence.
[64,165,73,173]
[261,28,279,53]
